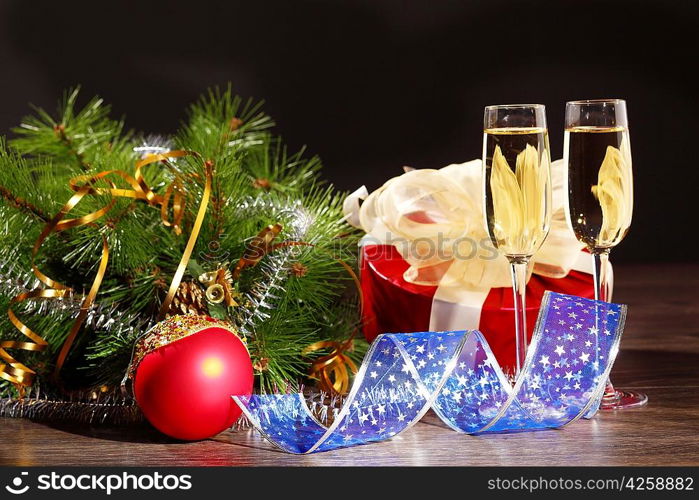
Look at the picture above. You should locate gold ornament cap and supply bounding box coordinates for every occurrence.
[124,315,245,384]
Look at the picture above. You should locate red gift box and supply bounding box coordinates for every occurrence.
[360,244,595,372]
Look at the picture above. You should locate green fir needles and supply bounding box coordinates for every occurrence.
[0,86,363,397]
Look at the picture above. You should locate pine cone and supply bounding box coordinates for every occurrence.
[166,281,209,317]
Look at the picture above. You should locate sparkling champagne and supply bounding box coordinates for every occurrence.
[483,127,552,257]
[564,126,633,248]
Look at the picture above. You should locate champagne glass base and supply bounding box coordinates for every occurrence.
[600,389,648,410]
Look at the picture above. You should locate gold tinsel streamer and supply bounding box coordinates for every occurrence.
[232,223,283,279]
[0,150,212,393]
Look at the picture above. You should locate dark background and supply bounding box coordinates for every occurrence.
[1,0,696,263]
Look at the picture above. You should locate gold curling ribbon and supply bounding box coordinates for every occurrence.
[225,224,363,394]
[2,172,117,391]
[302,257,363,395]
[156,157,213,320]
[0,150,212,393]
[303,341,358,394]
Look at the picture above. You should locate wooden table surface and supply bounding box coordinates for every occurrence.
[2,263,698,466]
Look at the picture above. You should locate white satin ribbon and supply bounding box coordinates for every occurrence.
[346,159,611,331]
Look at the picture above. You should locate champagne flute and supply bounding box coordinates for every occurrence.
[564,98,647,409]
[482,104,552,378]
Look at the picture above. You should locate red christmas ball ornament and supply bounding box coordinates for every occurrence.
[129,315,253,441]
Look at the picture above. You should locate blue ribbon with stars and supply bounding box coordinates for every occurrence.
[233,291,626,454]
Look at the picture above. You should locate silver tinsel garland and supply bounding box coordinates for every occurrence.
[0,202,340,429]
[234,196,315,338]
[0,259,152,423]
[0,259,154,361]
[0,386,342,431]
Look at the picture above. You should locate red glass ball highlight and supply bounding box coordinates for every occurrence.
[134,326,253,440]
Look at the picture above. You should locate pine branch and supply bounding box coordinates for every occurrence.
[242,140,323,195]
[52,123,91,171]
[0,138,63,221]
[234,198,314,336]
[11,87,129,172]
[1,85,361,395]
[0,185,50,222]
[176,84,274,160]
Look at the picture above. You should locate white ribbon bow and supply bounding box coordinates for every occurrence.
[344,159,597,331]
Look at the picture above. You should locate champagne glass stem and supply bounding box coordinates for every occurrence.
[509,256,529,377]
[592,249,611,302]
[592,249,621,405]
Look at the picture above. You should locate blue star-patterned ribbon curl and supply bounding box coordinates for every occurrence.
[233,291,626,454]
